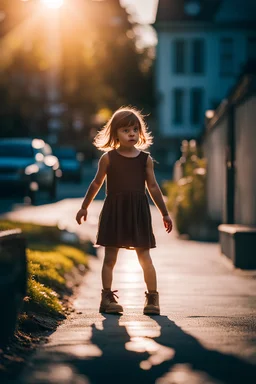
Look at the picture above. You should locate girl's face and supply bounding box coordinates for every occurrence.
[116,125,139,147]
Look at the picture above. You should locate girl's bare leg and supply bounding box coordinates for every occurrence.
[135,248,157,292]
[101,246,119,290]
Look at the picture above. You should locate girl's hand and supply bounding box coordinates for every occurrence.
[163,215,173,233]
[76,208,88,225]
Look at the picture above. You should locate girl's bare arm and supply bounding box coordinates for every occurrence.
[81,153,109,209]
[146,156,172,233]
[76,153,109,224]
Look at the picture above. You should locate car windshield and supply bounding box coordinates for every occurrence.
[54,148,76,159]
[0,143,34,158]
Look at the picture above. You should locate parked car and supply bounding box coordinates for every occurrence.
[0,138,61,203]
[53,147,83,183]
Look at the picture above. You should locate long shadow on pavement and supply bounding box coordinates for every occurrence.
[151,315,256,384]
[21,314,256,384]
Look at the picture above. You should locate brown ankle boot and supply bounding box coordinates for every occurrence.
[99,289,123,314]
[143,291,160,315]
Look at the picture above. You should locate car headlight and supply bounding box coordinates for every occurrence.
[25,164,39,175]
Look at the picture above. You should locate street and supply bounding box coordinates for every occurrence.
[0,163,104,216]
[1,167,256,384]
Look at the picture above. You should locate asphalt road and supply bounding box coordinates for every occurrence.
[0,163,103,215]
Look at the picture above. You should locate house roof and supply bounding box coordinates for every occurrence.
[215,0,256,22]
[155,0,222,23]
[155,0,256,24]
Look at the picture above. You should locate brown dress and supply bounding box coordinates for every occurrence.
[96,149,156,249]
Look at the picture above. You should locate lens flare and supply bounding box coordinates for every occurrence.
[41,0,64,9]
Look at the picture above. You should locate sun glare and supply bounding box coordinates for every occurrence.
[41,0,64,9]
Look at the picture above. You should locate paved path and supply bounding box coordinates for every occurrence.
[4,200,256,384]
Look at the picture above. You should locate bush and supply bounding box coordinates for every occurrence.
[175,172,206,234]
[163,141,208,237]
[162,180,179,212]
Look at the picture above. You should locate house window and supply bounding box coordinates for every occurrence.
[247,37,256,60]
[173,40,186,73]
[220,38,234,76]
[173,88,184,124]
[191,39,205,74]
[190,88,204,125]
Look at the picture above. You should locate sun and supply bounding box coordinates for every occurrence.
[41,0,64,9]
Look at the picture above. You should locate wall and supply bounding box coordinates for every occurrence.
[203,74,256,226]
[235,95,256,224]
[203,116,228,222]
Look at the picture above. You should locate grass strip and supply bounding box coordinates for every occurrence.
[25,243,88,317]
[0,220,90,379]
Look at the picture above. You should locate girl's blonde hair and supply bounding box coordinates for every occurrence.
[93,106,153,151]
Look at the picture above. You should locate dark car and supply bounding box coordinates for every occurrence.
[53,147,83,183]
[0,138,61,202]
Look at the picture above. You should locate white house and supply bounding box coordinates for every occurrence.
[153,0,256,167]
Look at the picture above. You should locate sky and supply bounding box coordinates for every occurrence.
[120,0,159,46]
[120,0,158,24]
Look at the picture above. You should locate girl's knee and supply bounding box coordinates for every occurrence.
[103,247,118,268]
[136,249,153,268]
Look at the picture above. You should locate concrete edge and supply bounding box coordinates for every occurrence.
[219,252,256,277]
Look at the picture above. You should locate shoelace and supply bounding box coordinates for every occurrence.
[106,290,119,303]
[145,292,158,306]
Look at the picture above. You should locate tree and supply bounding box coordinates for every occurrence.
[0,0,155,142]
[0,0,45,137]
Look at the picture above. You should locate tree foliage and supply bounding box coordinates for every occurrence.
[0,0,154,142]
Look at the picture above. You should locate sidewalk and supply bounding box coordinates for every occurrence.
[12,203,256,384]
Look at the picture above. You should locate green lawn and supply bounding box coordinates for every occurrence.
[0,220,89,319]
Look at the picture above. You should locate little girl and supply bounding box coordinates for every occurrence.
[76,107,172,315]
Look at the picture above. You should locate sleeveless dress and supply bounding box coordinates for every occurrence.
[96,149,156,249]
